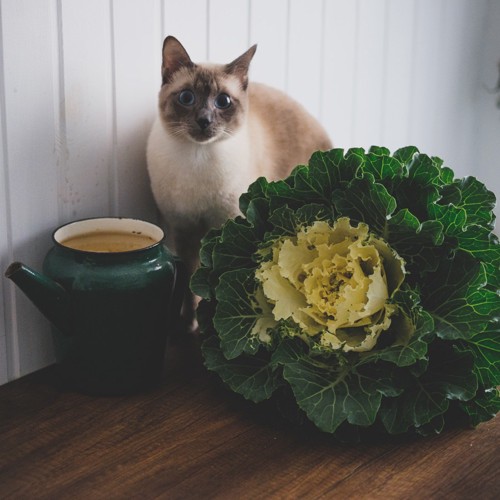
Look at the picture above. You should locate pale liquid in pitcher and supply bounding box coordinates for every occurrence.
[61,231,157,253]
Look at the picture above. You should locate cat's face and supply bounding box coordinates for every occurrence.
[159,65,246,144]
[158,37,257,144]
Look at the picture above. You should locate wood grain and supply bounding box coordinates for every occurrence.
[0,338,498,499]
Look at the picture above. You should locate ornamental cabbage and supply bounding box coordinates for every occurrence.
[192,146,500,440]
[255,218,406,352]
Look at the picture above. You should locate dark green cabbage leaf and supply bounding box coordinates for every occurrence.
[191,147,499,439]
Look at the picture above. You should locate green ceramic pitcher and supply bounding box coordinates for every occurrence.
[5,217,187,395]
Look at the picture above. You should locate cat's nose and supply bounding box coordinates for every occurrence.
[196,117,211,130]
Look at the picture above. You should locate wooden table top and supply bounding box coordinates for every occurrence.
[1,337,498,499]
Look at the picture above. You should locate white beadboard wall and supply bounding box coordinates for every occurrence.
[1,0,499,385]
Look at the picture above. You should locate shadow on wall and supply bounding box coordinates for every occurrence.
[495,61,500,108]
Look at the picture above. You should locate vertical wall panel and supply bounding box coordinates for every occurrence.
[163,0,209,61]
[1,0,60,378]
[321,0,358,146]
[58,0,114,222]
[249,0,289,91]
[435,0,485,179]
[474,0,500,220]
[287,0,324,120]
[112,0,160,221]
[351,0,387,148]
[0,131,7,385]
[407,0,445,156]
[0,15,9,383]
[208,0,250,62]
[380,0,416,150]
[438,0,471,176]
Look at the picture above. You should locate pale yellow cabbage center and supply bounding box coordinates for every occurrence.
[255,218,405,352]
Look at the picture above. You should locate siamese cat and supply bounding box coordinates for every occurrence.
[147,36,332,328]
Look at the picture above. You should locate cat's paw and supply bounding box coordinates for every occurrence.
[174,311,199,336]
[186,317,199,335]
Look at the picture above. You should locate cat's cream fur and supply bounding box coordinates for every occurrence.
[147,36,331,324]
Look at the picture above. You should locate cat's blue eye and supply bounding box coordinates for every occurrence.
[178,90,195,106]
[214,93,231,109]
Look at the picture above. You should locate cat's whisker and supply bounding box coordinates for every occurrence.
[169,126,190,138]
[220,129,234,139]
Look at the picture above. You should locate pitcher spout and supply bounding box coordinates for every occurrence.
[5,262,71,335]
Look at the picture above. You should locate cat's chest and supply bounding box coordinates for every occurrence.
[166,138,248,192]
[147,121,253,217]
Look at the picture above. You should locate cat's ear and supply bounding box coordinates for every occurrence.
[225,44,257,89]
[162,36,194,84]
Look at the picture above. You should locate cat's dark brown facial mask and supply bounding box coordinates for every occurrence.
[158,36,257,144]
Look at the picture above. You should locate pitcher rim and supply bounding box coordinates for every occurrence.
[52,217,165,255]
